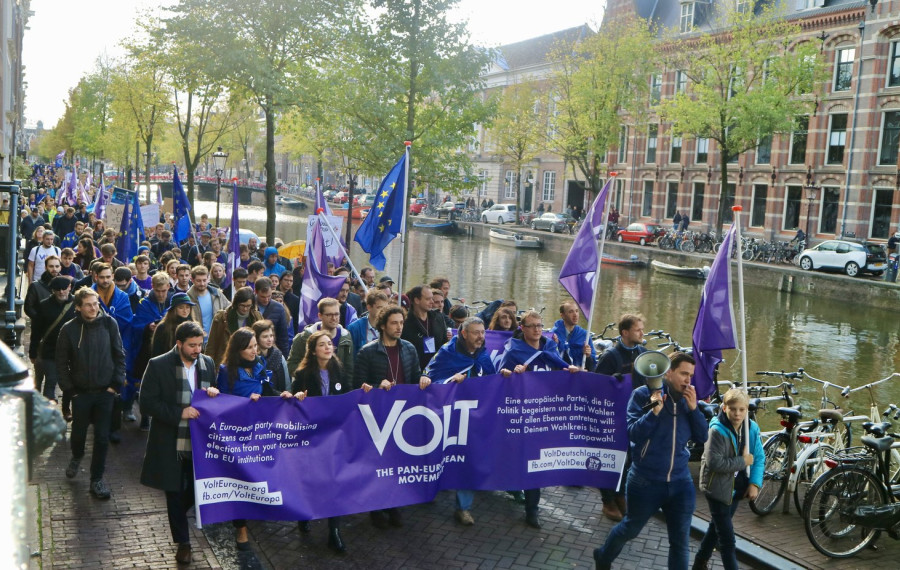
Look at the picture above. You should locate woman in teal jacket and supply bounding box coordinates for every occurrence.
[694,388,765,570]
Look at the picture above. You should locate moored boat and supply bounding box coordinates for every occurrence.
[412,220,459,234]
[489,228,543,249]
[601,254,647,267]
[650,259,709,279]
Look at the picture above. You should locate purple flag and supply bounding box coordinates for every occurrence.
[223,182,240,289]
[691,223,738,399]
[94,179,108,220]
[299,222,345,327]
[314,187,333,216]
[55,150,65,167]
[190,371,631,524]
[558,179,612,319]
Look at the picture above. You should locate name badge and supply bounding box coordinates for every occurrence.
[423,336,436,353]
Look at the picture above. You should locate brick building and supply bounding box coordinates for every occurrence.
[606,0,900,242]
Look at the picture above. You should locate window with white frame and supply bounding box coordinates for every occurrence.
[542,171,556,202]
[696,137,709,164]
[478,170,487,196]
[647,124,658,163]
[756,136,772,164]
[670,136,682,163]
[680,3,694,33]
[790,116,809,164]
[504,170,516,199]
[890,42,900,87]
[650,74,662,104]
[827,113,848,164]
[879,111,900,165]
[872,189,893,238]
[617,126,628,163]
[834,48,855,92]
[675,70,687,94]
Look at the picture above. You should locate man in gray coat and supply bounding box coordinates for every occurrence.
[140,321,219,565]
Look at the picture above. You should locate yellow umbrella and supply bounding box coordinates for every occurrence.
[278,239,306,260]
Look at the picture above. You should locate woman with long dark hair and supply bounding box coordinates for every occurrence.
[488,308,517,332]
[75,237,96,271]
[215,327,290,551]
[291,330,350,553]
[150,294,197,357]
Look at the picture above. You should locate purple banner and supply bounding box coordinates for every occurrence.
[190,371,630,525]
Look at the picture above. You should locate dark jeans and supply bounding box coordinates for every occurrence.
[696,482,747,570]
[40,358,59,401]
[70,390,115,481]
[110,394,123,434]
[164,459,196,545]
[595,471,695,570]
[524,488,540,515]
[600,449,632,502]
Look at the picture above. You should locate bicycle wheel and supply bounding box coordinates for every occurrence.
[802,466,885,558]
[750,433,790,515]
[794,443,834,514]
[681,240,696,253]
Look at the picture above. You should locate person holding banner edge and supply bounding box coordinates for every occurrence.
[593,351,707,570]
[140,322,219,566]
[424,316,512,526]
[498,310,580,529]
[291,330,352,553]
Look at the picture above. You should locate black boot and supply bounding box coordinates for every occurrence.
[327,528,346,554]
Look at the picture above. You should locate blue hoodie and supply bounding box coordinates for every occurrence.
[424,335,496,383]
[263,246,286,277]
[626,383,709,482]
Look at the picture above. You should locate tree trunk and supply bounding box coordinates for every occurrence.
[264,100,276,244]
[716,149,729,237]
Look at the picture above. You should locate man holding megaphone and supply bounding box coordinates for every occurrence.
[593,351,708,570]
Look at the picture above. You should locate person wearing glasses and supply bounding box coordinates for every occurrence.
[498,310,579,529]
[205,287,263,367]
[286,297,355,381]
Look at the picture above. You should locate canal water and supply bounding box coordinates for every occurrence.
[195,201,900,424]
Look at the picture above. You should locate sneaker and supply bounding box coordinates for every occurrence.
[123,410,137,422]
[65,457,81,479]
[90,479,112,500]
[455,509,475,525]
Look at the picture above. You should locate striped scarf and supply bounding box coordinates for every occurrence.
[176,352,210,457]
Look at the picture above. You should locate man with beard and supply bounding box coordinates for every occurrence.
[140,321,219,565]
[126,273,174,427]
[424,317,511,525]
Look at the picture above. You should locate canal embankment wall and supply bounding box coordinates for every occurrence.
[455,220,900,311]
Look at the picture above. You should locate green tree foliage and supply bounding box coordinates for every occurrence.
[163,0,358,242]
[659,3,824,234]
[489,82,548,219]
[68,57,114,164]
[333,0,494,195]
[551,16,656,198]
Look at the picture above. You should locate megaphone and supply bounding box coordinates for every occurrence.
[634,350,671,391]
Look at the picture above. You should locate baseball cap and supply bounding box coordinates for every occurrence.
[379,275,395,284]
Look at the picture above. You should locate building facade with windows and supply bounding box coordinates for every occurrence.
[605,0,900,242]
[469,26,592,213]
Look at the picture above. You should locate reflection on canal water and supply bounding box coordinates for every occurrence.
[197,201,900,419]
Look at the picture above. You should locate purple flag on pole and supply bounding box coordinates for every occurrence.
[691,224,738,399]
[299,222,345,327]
[223,182,240,289]
[558,179,612,320]
[94,179,108,219]
[314,187,333,216]
[64,169,78,205]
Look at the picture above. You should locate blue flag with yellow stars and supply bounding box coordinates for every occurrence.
[115,188,145,264]
[353,152,407,270]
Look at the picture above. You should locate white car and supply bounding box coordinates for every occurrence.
[797,240,886,277]
[481,203,517,224]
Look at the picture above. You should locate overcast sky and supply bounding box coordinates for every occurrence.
[23,0,604,128]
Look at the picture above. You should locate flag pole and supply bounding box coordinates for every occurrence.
[587,174,616,337]
[317,211,369,294]
[732,205,750,472]
[397,142,411,298]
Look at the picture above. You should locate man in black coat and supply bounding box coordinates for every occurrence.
[140,321,219,566]
[56,287,126,500]
[401,285,448,370]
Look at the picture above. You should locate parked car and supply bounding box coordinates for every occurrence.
[322,190,337,201]
[531,213,576,233]
[436,201,466,219]
[332,191,349,204]
[409,198,428,215]
[797,240,886,277]
[617,223,664,246]
[481,203,518,224]
[359,194,377,208]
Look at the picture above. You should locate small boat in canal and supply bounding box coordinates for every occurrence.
[601,254,647,267]
[277,195,307,208]
[489,228,543,249]
[650,260,709,280]
[412,220,459,234]
[332,203,369,219]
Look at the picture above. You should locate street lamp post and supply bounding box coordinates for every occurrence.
[804,184,819,244]
[212,146,228,228]
[345,170,357,246]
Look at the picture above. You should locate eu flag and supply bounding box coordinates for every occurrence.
[115,189,145,264]
[172,167,193,243]
[353,153,407,270]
